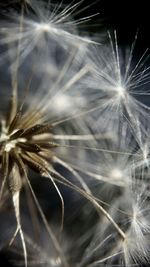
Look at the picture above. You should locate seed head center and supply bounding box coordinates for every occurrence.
[4,137,26,152]
[0,121,26,152]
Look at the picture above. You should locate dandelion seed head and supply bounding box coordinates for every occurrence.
[52,94,73,113]
[140,143,149,165]
[35,22,59,35]
[35,22,51,33]
[0,2,150,267]
[0,122,26,152]
[115,85,126,99]
[110,168,123,180]
[51,93,86,115]
[50,257,61,266]
[130,190,150,234]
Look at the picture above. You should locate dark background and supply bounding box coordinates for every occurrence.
[84,0,150,49]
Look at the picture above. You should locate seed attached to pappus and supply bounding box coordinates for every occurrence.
[0,93,60,267]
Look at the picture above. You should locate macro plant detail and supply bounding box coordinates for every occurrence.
[0,1,150,267]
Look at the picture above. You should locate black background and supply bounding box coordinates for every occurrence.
[86,0,150,49]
